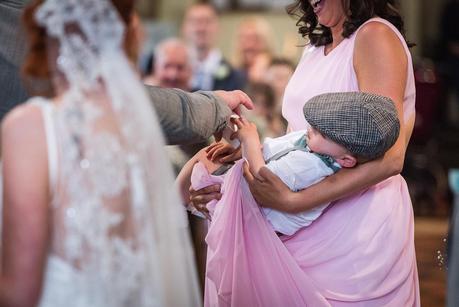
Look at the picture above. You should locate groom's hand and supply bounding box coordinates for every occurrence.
[213,90,253,116]
[213,90,253,141]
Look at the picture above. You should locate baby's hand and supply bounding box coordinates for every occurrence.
[232,116,259,144]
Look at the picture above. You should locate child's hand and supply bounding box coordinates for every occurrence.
[206,141,242,163]
[232,116,259,144]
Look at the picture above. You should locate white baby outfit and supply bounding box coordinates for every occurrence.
[261,130,341,235]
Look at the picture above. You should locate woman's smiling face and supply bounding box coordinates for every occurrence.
[309,0,346,29]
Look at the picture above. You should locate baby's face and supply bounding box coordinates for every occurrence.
[306,127,349,158]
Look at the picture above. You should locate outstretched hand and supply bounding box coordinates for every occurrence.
[213,90,254,116]
[212,90,253,142]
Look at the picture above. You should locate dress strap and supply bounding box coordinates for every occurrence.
[349,16,416,123]
[30,98,58,198]
[352,17,411,54]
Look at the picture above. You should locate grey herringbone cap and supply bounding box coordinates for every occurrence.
[303,92,400,160]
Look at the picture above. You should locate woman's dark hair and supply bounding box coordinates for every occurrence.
[286,0,414,47]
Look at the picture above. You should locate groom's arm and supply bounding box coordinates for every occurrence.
[145,86,252,145]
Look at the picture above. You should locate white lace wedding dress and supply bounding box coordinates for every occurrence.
[0,0,201,306]
[26,87,200,307]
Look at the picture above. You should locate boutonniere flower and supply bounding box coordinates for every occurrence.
[214,63,230,80]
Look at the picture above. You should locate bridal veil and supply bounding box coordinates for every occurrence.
[32,0,201,305]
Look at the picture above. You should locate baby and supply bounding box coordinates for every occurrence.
[177,92,400,235]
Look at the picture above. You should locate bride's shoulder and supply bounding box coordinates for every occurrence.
[2,97,49,145]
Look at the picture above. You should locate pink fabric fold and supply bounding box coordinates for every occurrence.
[191,160,419,306]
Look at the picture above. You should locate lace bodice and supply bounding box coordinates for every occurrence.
[24,98,199,307]
[28,99,165,307]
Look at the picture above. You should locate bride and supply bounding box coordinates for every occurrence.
[0,0,201,306]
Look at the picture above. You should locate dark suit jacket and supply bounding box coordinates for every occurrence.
[212,59,246,91]
[0,0,30,121]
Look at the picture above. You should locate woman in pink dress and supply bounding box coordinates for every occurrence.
[190,0,420,305]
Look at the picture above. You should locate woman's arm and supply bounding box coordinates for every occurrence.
[245,21,415,213]
[0,105,50,306]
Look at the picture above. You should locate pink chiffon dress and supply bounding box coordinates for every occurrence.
[191,17,420,306]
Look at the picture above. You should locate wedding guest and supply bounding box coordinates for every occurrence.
[182,3,245,91]
[233,16,274,83]
[264,57,295,112]
[144,38,193,91]
[190,0,420,305]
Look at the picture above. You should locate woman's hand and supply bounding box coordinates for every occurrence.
[189,184,222,220]
[206,141,242,163]
[243,162,294,210]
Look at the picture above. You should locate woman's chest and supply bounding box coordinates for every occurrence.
[282,45,359,131]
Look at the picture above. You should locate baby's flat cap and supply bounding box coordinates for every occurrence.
[303,92,400,160]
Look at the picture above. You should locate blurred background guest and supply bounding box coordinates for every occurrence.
[144,38,193,90]
[264,57,295,113]
[233,16,274,83]
[241,58,293,141]
[182,3,246,91]
[243,82,286,140]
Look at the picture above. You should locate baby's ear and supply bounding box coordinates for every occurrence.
[335,154,357,168]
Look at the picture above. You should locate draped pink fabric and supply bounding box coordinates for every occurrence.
[191,161,419,306]
[192,161,329,306]
[193,17,420,306]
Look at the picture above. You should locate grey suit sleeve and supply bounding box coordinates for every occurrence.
[144,86,232,145]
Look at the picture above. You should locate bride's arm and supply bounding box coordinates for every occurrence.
[0,105,49,306]
[245,22,415,214]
